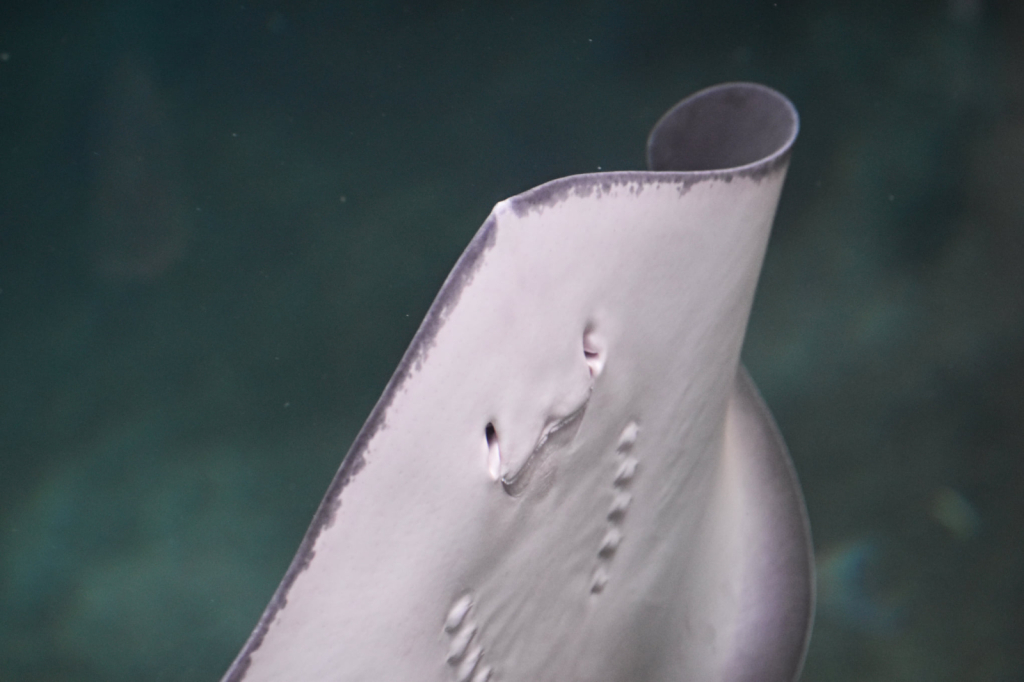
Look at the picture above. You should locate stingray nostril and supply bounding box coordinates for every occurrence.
[583,325,605,377]
[485,422,501,480]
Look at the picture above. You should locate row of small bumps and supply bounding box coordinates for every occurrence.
[591,421,639,594]
[443,594,492,682]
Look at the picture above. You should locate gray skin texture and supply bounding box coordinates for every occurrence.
[222,82,812,682]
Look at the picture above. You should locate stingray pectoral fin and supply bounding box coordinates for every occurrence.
[715,368,814,682]
[220,82,811,682]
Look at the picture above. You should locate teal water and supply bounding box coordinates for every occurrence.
[1,1,1021,680]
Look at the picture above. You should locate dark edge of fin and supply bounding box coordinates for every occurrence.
[508,83,797,219]
[220,214,499,681]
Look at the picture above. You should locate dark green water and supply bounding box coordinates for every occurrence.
[1,1,1021,680]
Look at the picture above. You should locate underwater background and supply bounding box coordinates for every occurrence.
[1,0,1021,680]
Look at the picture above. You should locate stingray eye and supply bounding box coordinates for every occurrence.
[485,422,501,480]
[583,325,605,377]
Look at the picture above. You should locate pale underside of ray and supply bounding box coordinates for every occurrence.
[222,83,813,682]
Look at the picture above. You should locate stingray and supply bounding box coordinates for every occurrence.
[221,82,813,682]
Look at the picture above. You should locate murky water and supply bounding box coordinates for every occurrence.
[1,1,1021,680]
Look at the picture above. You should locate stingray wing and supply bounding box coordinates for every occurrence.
[222,82,812,682]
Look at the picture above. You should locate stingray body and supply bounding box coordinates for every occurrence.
[223,83,813,682]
